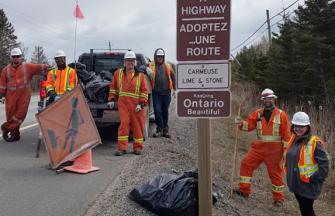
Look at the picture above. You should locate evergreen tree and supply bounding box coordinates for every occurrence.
[0,9,18,71]
[293,0,335,104]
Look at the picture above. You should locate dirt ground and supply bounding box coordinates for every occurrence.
[85,96,335,216]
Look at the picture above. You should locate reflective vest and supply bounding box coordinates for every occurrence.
[46,66,77,95]
[3,64,30,91]
[242,108,282,142]
[109,68,148,101]
[149,63,174,90]
[285,135,320,183]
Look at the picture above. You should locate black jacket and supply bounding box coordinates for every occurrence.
[285,135,329,199]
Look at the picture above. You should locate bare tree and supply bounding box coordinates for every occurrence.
[31,46,49,91]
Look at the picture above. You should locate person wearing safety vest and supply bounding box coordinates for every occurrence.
[45,50,78,102]
[284,111,329,216]
[234,88,291,208]
[148,48,175,138]
[0,48,49,142]
[107,50,148,156]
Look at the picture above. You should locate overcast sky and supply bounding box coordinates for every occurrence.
[0,0,305,63]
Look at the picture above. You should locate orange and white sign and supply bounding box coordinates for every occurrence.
[36,86,101,169]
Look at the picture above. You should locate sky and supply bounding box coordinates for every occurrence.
[0,0,305,63]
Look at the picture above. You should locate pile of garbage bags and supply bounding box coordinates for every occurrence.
[128,171,217,216]
[68,62,112,103]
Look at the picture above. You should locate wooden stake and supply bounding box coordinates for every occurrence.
[197,118,212,216]
[230,104,241,197]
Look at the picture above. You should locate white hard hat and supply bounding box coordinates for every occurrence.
[124,50,136,59]
[10,48,22,56]
[261,88,277,100]
[156,49,165,56]
[292,111,310,126]
[54,50,66,58]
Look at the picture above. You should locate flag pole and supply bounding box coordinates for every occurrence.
[74,0,78,64]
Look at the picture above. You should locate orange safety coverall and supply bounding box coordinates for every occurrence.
[45,66,78,96]
[238,107,291,202]
[108,68,148,152]
[0,63,49,134]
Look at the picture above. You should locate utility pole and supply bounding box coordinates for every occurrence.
[109,41,111,51]
[266,9,272,46]
[37,46,41,63]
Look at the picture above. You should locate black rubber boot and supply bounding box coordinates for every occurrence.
[152,128,162,138]
[163,127,171,138]
[1,124,11,142]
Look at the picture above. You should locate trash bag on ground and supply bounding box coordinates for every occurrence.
[128,171,217,216]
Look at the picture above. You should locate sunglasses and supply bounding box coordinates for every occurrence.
[12,55,21,59]
[157,56,164,58]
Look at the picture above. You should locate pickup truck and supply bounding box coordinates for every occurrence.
[77,49,154,140]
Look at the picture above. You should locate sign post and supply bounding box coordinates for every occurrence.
[176,0,231,215]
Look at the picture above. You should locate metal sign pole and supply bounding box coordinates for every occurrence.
[197,118,212,216]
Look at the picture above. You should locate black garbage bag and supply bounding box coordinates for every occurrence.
[99,70,113,81]
[129,171,216,216]
[85,76,110,103]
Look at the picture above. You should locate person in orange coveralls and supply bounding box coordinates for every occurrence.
[45,50,77,102]
[0,48,49,142]
[107,50,148,156]
[233,88,291,209]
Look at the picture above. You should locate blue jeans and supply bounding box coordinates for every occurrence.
[153,92,171,130]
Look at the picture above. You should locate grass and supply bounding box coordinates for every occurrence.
[218,82,335,215]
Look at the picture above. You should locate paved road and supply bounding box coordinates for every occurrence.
[0,95,128,216]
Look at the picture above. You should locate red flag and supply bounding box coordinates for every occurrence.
[73,4,84,19]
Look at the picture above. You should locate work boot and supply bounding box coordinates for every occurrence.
[232,189,249,198]
[10,129,20,142]
[133,150,142,155]
[115,150,127,156]
[162,127,171,138]
[272,201,284,212]
[1,124,10,141]
[152,128,162,138]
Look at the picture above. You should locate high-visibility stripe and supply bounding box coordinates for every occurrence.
[240,176,251,183]
[140,92,148,99]
[133,138,143,143]
[11,116,23,124]
[257,135,282,141]
[242,121,248,131]
[109,89,117,94]
[119,69,123,92]
[46,86,54,92]
[271,184,284,192]
[4,65,30,91]
[117,68,142,99]
[135,74,140,95]
[7,84,30,90]
[6,65,10,82]
[22,63,27,85]
[298,136,318,178]
[256,110,283,141]
[118,136,128,141]
[49,67,74,95]
[283,141,289,148]
[272,111,281,136]
[64,67,70,91]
